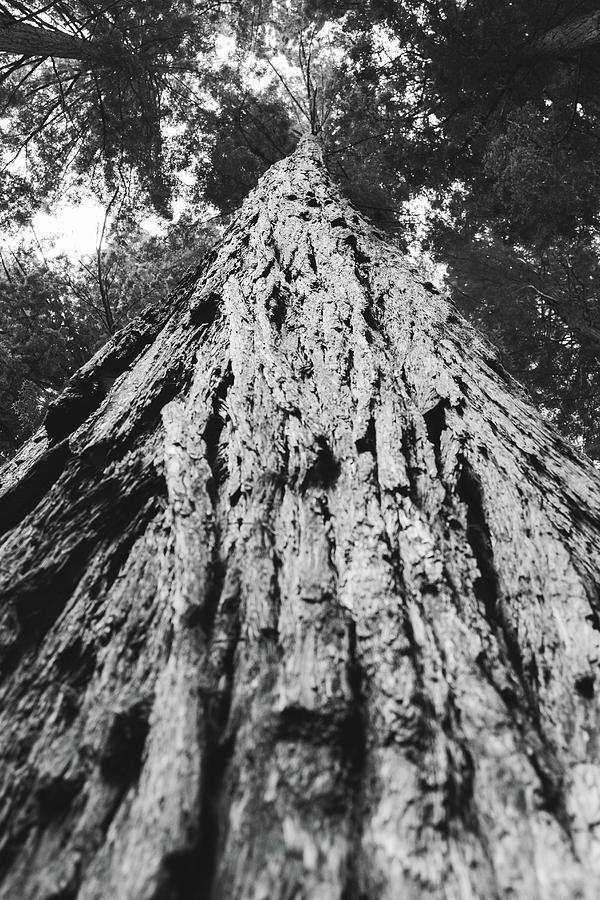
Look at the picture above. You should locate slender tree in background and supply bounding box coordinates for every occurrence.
[0,0,218,211]
[1,134,600,899]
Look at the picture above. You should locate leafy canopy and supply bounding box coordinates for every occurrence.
[3,0,600,457]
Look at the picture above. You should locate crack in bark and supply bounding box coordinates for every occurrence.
[341,618,368,900]
[424,399,448,476]
[202,363,234,508]
[456,458,575,844]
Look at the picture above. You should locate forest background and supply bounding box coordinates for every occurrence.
[2,0,600,464]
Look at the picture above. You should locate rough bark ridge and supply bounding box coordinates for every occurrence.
[2,136,600,900]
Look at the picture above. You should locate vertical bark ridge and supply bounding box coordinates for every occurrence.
[1,135,600,899]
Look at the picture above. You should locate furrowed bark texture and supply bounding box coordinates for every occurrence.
[2,136,600,900]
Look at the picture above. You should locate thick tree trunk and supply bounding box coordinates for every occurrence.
[2,136,600,899]
[529,10,600,57]
[0,12,113,63]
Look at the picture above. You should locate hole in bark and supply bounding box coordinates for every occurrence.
[100,698,151,784]
[585,612,600,632]
[344,233,370,265]
[267,284,287,330]
[302,436,340,491]
[423,400,447,473]
[330,216,348,228]
[344,348,354,382]
[275,704,355,746]
[355,416,376,455]
[57,687,80,727]
[500,686,519,709]
[420,280,440,295]
[484,354,511,383]
[575,674,595,699]
[190,291,219,326]
[36,772,84,823]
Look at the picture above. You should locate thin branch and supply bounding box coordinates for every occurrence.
[96,185,119,334]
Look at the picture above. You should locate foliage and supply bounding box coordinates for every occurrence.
[443,231,600,457]
[0,261,93,458]
[200,78,297,211]
[0,0,220,214]
[0,212,217,460]
[3,0,600,459]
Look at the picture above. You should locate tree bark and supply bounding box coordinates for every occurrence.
[529,10,600,57]
[2,135,600,900]
[0,12,114,64]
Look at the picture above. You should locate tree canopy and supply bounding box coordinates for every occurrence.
[2,0,600,458]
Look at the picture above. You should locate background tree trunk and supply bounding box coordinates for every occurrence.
[0,12,113,63]
[529,10,600,57]
[2,136,600,899]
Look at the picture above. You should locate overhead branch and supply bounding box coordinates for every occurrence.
[527,10,600,58]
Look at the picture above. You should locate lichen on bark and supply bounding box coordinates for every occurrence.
[1,135,600,900]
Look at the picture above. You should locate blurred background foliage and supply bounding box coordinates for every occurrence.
[2,0,600,460]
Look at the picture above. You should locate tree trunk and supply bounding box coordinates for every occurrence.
[2,135,600,900]
[0,12,113,63]
[529,10,600,57]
